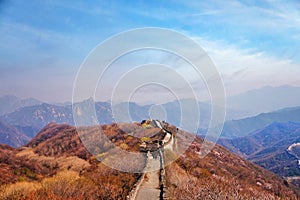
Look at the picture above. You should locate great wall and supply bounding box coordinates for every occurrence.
[127,120,176,200]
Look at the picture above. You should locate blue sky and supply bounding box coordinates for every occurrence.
[0,0,300,102]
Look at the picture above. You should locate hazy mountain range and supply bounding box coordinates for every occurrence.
[2,84,300,117]
[227,85,300,117]
[0,95,42,116]
[0,120,30,147]
[1,85,300,195]
[219,122,300,187]
[0,85,300,147]
[215,106,300,138]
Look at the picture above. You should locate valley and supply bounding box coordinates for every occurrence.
[219,122,300,187]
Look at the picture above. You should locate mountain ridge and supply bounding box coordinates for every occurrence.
[227,85,300,116]
[216,106,300,138]
[0,95,42,115]
[0,120,30,147]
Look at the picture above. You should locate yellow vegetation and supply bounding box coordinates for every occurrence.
[0,170,97,200]
[140,137,151,142]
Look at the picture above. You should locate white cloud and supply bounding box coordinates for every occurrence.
[192,36,300,96]
[173,0,300,40]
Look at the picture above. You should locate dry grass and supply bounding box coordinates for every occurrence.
[164,139,299,200]
[0,181,41,200]
[0,170,100,200]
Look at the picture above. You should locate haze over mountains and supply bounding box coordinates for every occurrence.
[0,85,300,147]
[1,85,300,115]
[0,120,30,147]
[1,85,300,188]
[1,85,300,198]
[216,106,300,138]
[227,85,300,116]
[0,95,42,116]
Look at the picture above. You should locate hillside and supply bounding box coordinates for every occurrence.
[0,123,143,199]
[219,122,300,187]
[165,138,298,199]
[0,121,299,199]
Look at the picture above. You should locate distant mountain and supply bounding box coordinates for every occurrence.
[0,100,114,146]
[73,99,113,126]
[113,99,214,130]
[0,120,30,147]
[0,95,42,115]
[219,122,300,187]
[216,106,300,138]
[162,99,210,129]
[0,103,74,137]
[0,99,212,146]
[112,102,150,123]
[0,122,298,199]
[228,85,300,117]
[1,93,300,146]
